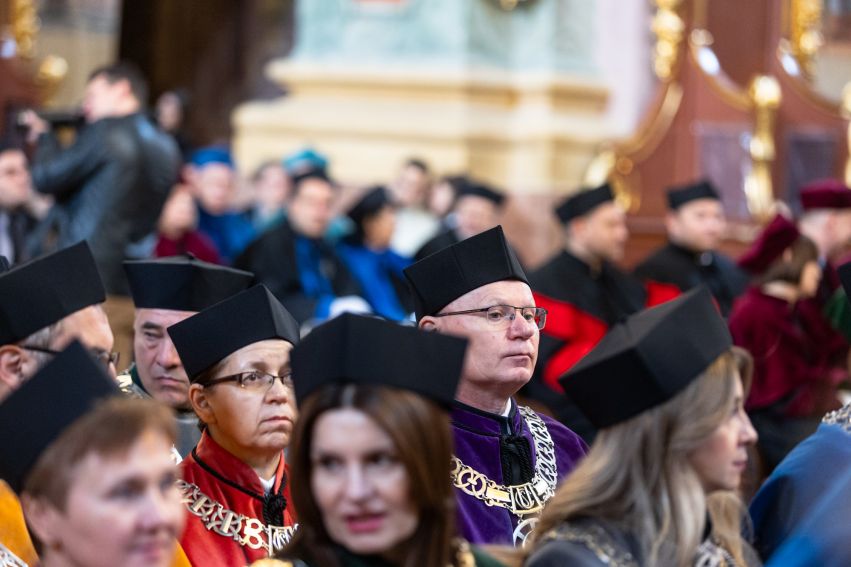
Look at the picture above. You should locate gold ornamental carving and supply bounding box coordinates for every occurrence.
[652,0,686,82]
[744,75,782,222]
[787,0,823,80]
[11,0,39,59]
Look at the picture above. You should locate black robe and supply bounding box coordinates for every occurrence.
[633,242,749,317]
[528,251,679,442]
[234,219,363,324]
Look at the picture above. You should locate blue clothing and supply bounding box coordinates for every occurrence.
[295,236,337,319]
[338,244,412,320]
[751,419,851,561]
[197,207,256,265]
[766,462,851,566]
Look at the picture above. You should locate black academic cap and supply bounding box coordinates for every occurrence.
[291,313,468,408]
[168,285,300,381]
[403,225,529,320]
[555,183,614,224]
[346,186,393,228]
[0,242,105,345]
[559,287,731,429]
[455,182,505,207]
[0,341,119,492]
[124,255,254,311]
[666,179,721,210]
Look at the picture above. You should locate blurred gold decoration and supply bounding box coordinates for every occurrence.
[495,0,534,10]
[12,0,39,59]
[652,0,686,81]
[744,75,782,222]
[688,28,751,110]
[842,82,851,187]
[582,81,684,213]
[788,0,823,80]
[36,55,69,104]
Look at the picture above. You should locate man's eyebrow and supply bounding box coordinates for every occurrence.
[140,322,164,331]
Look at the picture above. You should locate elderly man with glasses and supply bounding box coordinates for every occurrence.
[404,226,588,548]
[0,242,116,565]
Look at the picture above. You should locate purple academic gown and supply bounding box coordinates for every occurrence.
[451,400,588,547]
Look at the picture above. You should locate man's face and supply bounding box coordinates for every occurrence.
[0,149,32,209]
[395,165,430,208]
[575,202,628,263]
[254,164,290,210]
[288,178,335,239]
[424,281,539,399]
[82,75,125,123]
[133,309,195,410]
[454,195,500,241]
[193,163,235,216]
[667,198,726,253]
[49,305,117,379]
[25,429,185,567]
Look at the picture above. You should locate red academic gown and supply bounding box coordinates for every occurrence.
[729,287,844,418]
[179,431,296,567]
[527,251,679,442]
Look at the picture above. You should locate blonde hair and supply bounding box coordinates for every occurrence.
[524,347,753,567]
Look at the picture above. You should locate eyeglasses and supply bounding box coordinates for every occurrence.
[202,370,294,392]
[433,305,547,330]
[21,345,120,367]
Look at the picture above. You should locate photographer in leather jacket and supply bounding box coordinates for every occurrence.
[20,62,181,362]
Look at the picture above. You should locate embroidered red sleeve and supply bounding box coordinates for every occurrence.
[534,292,608,392]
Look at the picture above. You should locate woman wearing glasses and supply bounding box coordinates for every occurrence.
[167,285,301,567]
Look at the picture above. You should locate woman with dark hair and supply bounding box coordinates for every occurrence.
[256,314,504,567]
[338,186,413,320]
[730,213,842,473]
[521,289,760,567]
[167,285,301,566]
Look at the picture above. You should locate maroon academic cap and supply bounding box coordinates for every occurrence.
[737,214,800,275]
[800,179,851,211]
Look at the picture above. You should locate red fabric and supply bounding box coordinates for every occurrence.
[155,231,221,264]
[534,292,608,392]
[729,287,843,417]
[800,179,851,210]
[179,431,295,567]
[644,280,681,306]
[737,214,800,275]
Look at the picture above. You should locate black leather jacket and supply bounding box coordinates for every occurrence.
[31,113,180,294]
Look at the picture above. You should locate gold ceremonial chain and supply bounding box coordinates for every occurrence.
[450,406,558,546]
[0,543,27,567]
[538,523,639,567]
[178,480,297,556]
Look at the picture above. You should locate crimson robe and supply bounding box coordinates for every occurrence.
[180,431,296,566]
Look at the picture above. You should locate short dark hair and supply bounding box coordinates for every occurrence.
[756,235,819,286]
[88,61,149,105]
[290,170,334,200]
[405,158,429,174]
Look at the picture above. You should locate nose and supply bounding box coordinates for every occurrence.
[740,412,758,445]
[507,310,535,340]
[265,375,292,404]
[343,464,373,503]
[139,486,183,533]
[155,338,181,370]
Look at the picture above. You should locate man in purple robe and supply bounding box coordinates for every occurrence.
[404,226,588,547]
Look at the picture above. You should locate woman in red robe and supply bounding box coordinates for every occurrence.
[168,285,301,566]
[730,214,844,473]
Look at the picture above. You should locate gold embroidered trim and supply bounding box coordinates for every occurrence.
[0,543,27,567]
[450,406,558,546]
[178,480,297,556]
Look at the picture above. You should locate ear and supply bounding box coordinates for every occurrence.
[664,211,677,234]
[20,493,63,551]
[0,345,25,391]
[418,317,438,332]
[188,384,216,426]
